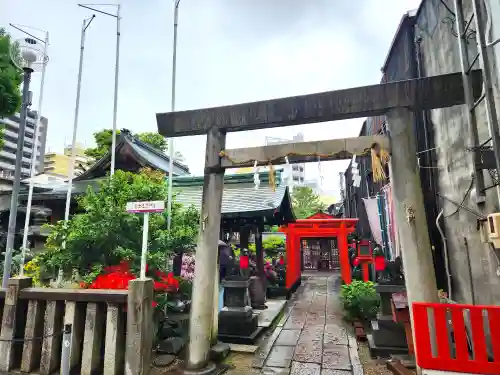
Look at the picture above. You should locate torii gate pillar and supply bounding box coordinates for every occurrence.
[387,108,439,374]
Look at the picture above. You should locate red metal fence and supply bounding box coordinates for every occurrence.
[412,302,500,374]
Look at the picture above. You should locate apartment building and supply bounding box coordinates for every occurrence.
[0,111,48,190]
[265,133,306,187]
[44,143,92,178]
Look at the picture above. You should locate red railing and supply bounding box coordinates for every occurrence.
[413,302,500,375]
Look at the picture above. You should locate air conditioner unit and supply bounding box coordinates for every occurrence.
[487,213,500,248]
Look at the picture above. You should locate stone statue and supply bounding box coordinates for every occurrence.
[379,256,405,285]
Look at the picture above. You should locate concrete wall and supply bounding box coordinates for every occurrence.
[488,0,500,85]
[416,0,500,304]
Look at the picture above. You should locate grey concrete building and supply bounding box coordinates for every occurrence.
[0,110,48,190]
[415,0,500,305]
[343,0,500,305]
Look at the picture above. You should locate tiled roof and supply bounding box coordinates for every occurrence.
[74,129,190,181]
[174,184,290,217]
[18,170,295,223]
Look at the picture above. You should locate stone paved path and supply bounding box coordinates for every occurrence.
[251,274,363,375]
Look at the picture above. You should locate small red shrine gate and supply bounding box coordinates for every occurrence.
[280,213,357,289]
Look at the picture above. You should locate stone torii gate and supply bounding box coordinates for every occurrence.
[156,70,482,374]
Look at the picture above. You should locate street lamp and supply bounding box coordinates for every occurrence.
[167,0,181,231]
[78,3,121,176]
[8,24,50,277]
[2,36,47,287]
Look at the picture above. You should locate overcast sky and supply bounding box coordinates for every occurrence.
[1,0,421,199]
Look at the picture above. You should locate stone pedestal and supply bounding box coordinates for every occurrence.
[218,278,260,344]
[377,284,405,316]
[367,283,408,358]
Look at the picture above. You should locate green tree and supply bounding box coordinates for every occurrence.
[136,132,167,152]
[84,128,184,162]
[0,28,23,148]
[291,186,326,219]
[29,168,199,283]
[84,129,118,160]
[248,235,285,256]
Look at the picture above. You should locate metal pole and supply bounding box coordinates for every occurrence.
[2,68,32,287]
[64,17,93,224]
[140,213,149,279]
[166,0,180,230]
[463,237,476,305]
[20,31,49,276]
[60,324,72,375]
[109,4,121,177]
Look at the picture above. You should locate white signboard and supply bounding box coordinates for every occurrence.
[126,201,165,214]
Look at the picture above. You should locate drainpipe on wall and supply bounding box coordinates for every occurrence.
[414,32,449,291]
[376,194,389,258]
[436,209,453,300]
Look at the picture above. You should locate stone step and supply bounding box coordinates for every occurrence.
[367,334,409,358]
[372,316,405,330]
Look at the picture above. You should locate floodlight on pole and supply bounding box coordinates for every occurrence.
[78,3,121,176]
[167,0,181,231]
[9,24,51,277]
[2,36,47,287]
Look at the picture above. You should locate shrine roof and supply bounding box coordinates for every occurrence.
[173,169,295,224]
[74,129,190,181]
[17,169,295,225]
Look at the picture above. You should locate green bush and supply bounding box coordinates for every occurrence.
[340,280,380,322]
[248,235,285,256]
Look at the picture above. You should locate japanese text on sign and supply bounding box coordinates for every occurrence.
[126,201,165,213]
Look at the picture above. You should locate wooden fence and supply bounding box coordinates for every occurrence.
[0,277,153,375]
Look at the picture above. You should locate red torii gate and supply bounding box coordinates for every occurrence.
[280,213,358,290]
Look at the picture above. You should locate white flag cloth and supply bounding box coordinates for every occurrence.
[362,197,383,246]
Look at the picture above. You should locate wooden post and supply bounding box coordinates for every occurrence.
[387,108,438,373]
[125,279,154,375]
[21,300,46,372]
[255,225,264,280]
[240,225,251,250]
[338,224,351,284]
[186,127,226,371]
[0,277,32,372]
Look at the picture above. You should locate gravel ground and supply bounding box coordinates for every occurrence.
[357,340,393,375]
[224,352,261,375]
